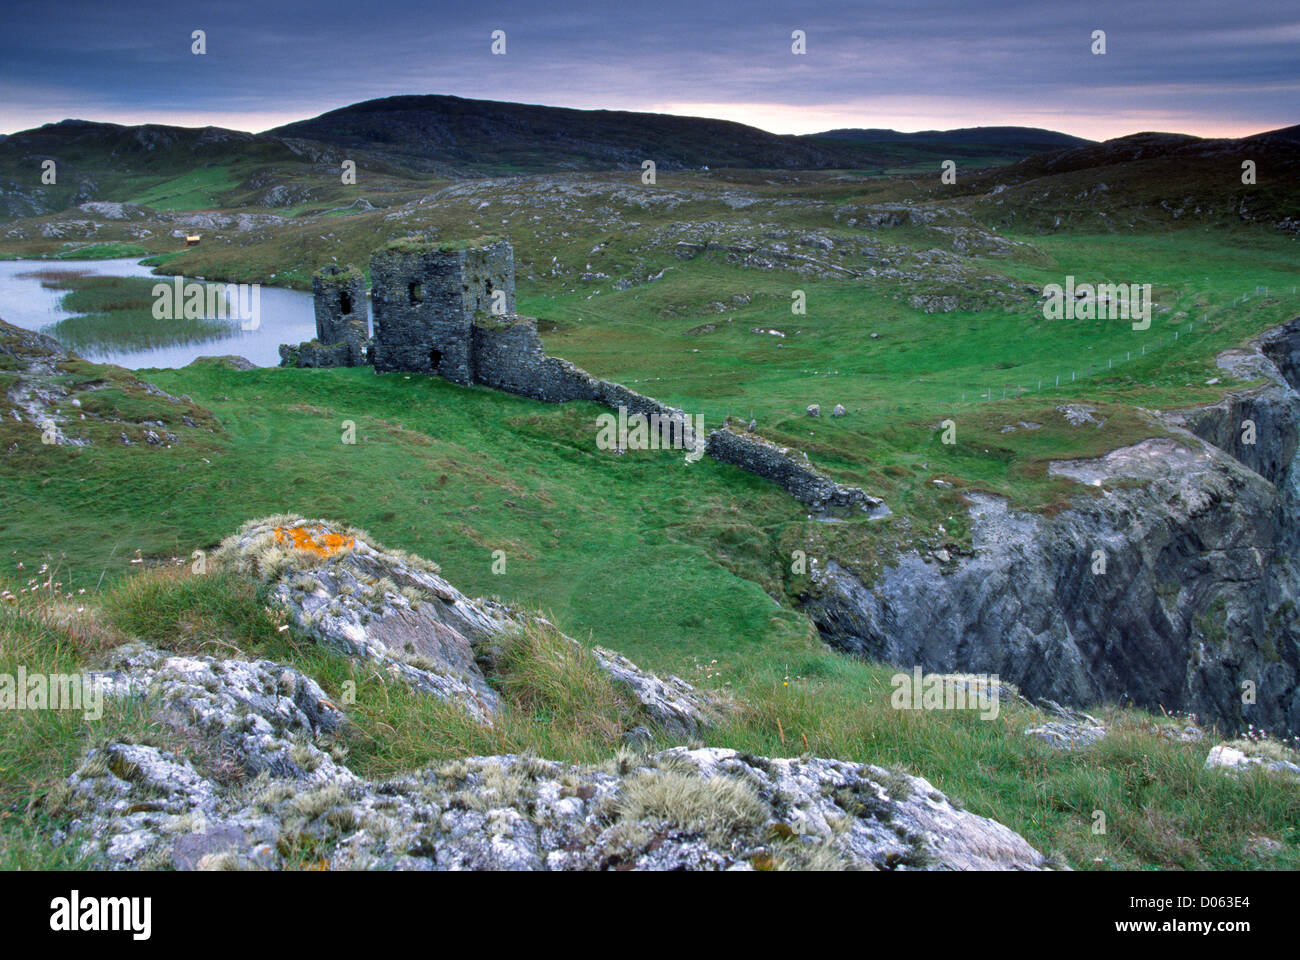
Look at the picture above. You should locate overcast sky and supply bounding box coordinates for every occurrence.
[1,0,1295,139]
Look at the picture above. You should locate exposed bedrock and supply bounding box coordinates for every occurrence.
[805,318,1300,737]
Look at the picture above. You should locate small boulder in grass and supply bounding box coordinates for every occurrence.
[832,404,846,417]
[807,404,820,418]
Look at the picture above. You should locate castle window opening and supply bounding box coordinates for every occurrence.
[429,347,442,370]
[340,291,353,314]
[409,282,424,303]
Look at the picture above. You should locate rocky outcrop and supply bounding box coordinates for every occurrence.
[1022,700,1107,750]
[1,319,215,448]
[48,538,1055,868]
[216,516,721,734]
[58,640,1052,871]
[48,519,1054,871]
[805,318,1300,737]
[1204,742,1300,781]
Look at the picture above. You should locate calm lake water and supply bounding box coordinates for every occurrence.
[0,257,360,369]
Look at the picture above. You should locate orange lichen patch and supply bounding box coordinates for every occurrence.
[273,524,355,559]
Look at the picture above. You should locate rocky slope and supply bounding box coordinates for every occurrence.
[59,656,1050,872]
[805,317,1300,737]
[0,319,219,448]
[961,129,1300,232]
[50,518,1053,870]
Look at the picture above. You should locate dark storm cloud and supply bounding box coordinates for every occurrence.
[0,0,1295,137]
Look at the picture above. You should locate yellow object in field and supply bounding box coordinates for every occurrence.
[184,235,201,246]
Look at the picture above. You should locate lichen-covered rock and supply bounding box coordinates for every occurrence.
[61,662,1052,873]
[90,642,351,784]
[1023,699,1106,750]
[217,518,517,721]
[54,626,1050,870]
[591,647,720,738]
[214,516,720,733]
[1204,743,1300,781]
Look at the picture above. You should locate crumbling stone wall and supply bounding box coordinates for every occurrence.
[706,427,888,517]
[280,265,370,368]
[471,315,700,447]
[370,237,515,382]
[471,315,597,401]
[286,236,880,514]
[280,339,358,368]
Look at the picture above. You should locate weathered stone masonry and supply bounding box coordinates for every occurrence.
[370,237,516,381]
[705,427,887,517]
[280,237,882,515]
[280,265,370,368]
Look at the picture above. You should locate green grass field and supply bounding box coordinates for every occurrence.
[124,165,247,211]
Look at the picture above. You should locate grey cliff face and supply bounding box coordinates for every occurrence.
[805,318,1300,737]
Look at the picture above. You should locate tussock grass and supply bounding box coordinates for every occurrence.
[98,565,284,654]
[615,767,769,845]
[493,619,639,742]
[0,586,173,866]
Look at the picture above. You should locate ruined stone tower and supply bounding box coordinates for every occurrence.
[280,264,370,367]
[313,265,368,353]
[369,236,516,382]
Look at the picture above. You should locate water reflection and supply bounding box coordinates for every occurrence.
[0,258,360,369]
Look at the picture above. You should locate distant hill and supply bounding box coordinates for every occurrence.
[802,126,1094,168]
[268,95,866,172]
[1245,123,1300,145]
[0,119,302,221]
[811,125,1092,152]
[956,127,1300,231]
[1,96,1294,230]
[0,96,878,223]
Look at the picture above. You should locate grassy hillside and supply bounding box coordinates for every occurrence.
[2,123,1299,869]
[3,354,1299,869]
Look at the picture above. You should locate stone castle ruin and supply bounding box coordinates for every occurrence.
[279,265,369,368]
[281,237,882,516]
[369,237,514,381]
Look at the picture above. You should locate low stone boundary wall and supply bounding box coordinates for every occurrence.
[705,427,887,516]
[471,316,882,515]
